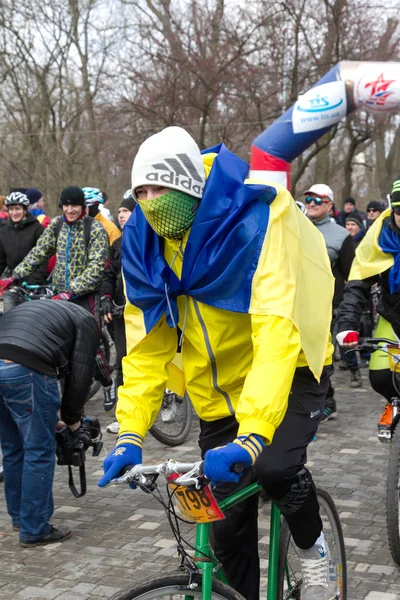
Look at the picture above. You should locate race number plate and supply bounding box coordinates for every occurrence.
[168,483,225,523]
[388,346,400,373]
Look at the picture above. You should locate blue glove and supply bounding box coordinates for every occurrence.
[204,434,265,487]
[98,442,142,487]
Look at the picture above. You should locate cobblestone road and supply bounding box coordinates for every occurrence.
[1,367,400,599]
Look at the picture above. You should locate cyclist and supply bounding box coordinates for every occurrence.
[82,187,121,245]
[337,177,400,442]
[0,192,47,312]
[0,186,116,408]
[98,127,336,600]
[101,193,136,427]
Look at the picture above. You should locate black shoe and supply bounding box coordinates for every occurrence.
[103,379,117,412]
[320,398,337,423]
[20,526,71,547]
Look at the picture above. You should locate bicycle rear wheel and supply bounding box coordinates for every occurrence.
[387,422,400,565]
[107,572,244,600]
[277,488,347,600]
[149,391,192,446]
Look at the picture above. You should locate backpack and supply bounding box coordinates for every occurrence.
[54,215,94,255]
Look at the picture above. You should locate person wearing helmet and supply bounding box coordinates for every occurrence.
[0,192,47,312]
[98,190,115,222]
[82,187,121,245]
[0,186,116,409]
[98,127,336,600]
[337,177,400,442]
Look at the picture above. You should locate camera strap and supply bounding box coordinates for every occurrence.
[68,464,87,498]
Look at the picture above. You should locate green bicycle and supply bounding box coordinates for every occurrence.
[107,460,347,600]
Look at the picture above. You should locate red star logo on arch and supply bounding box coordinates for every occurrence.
[364,73,396,105]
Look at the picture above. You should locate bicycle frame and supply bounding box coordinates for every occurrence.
[193,482,281,600]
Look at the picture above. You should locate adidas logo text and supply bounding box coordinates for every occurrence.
[145,153,204,196]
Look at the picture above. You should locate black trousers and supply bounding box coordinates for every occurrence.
[198,366,331,600]
[113,315,127,389]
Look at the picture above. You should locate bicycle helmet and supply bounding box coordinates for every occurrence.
[5,191,30,207]
[82,186,103,206]
[123,189,133,200]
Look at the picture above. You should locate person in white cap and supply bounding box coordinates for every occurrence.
[99,127,337,600]
[304,184,359,408]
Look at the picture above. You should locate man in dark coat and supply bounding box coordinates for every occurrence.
[0,300,99,547]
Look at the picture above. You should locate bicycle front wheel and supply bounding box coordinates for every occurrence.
[150,391,192,446]
[107,572,244,600]
[277,488,347,600]
[387,423,400,565]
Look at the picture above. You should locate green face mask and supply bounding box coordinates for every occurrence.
[137,189,199,239]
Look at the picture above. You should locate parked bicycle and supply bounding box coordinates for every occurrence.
[357,336,400,567]
[150,390,193,447]
[107,459,347,600]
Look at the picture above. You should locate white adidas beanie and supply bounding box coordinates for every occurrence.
[131,127,206,199]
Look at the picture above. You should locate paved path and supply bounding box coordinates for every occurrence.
[1,367,400,599]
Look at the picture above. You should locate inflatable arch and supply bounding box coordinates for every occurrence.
[250,61,400,188]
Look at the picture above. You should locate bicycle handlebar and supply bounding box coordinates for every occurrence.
[110,459,245,489]
[110,460,204,488]
[356,337,400,351]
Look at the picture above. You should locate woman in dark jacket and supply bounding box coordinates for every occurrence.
[100,195,136,429]
[0,192,47,311]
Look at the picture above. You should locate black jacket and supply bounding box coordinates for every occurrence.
[337,269,400,337]
[0,213,47,284]
[0,300,99,424]
[101,236,124,306]
[337,215,400,337]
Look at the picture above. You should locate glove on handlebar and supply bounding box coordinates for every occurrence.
[52,291,72,301]
[336,330,359,346]
[101,294,113,316]
[98,432,143,488]
[204,434,264,486]
[0,277,15,292]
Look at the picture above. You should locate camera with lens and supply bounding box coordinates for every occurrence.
[55,416,103,497]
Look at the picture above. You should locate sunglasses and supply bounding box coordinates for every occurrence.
[304,196,331,206]
[392,206,400,215]
[367,208,379,213]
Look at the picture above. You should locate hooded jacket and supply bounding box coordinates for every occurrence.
[0,212,47,285]
[117,145,334,444]
[13,214,109,296]
[0,300,99,424]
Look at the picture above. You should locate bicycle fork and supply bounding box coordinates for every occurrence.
[192,504,282,600]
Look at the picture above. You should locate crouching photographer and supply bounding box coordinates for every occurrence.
[0,299,99,547]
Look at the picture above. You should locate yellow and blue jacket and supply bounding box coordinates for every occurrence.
[117,144,334,445]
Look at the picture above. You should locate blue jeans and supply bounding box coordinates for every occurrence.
[0,360,60,541]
